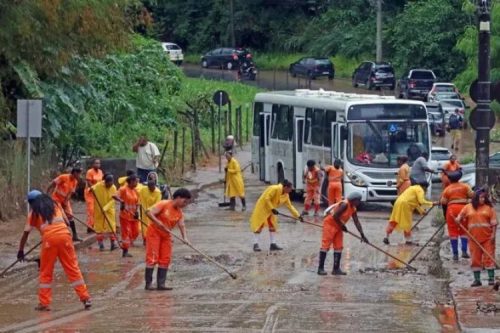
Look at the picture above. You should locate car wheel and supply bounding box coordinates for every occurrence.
[226,62,233,70]
[290,69,297,78]
[201,60,208,68]
[277,163,285,184]
[328,75,334,81]
[367,79,373,90]
[352,78,358,88]
[307,71,315,80]
[390,84,395,90]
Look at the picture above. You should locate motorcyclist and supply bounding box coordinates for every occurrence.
[238,54,255,80]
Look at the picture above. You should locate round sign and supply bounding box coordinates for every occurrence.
[492,81,500,103]
[469,79,478,103]
[469,107,496,130]
[212,90,229,106]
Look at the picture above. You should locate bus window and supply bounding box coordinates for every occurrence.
[304,108,312,144]
[323,110,336,147]
[271,104,278,139]
[253,102,263,136]
[311,109,324,146]
[271,104,292,140]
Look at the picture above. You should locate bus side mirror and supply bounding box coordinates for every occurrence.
[340,126,348,141]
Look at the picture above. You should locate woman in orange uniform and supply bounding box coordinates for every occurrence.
[47,167,83,242]
[441,154,461,189]
[17,191,91,311]
[145,188,192,290]
[317,192,368,276]
[396,156,411,195]
[456,188,497,286]
[323,159,343,205]
[302,160,322,216]
[113,175,140,258]
[440,171,474,261]
[84,159,103,233]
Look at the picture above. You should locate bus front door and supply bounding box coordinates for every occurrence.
[331,122,340,161]
[294,117,304,189]
[259,113,271,182]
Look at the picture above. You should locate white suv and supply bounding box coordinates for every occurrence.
[161,42,183,65]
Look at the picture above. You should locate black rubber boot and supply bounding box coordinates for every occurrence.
[270,243,283,251]
[226,198,236,211]
[69,220,82,242]
[122,249,132,258]
[332,252,346,275]
[253,243,261,252]
[241,198,246,211]
[110,241,118,251]
[317,251,327,276]
[157,268,173,291]
[145,267,155,290]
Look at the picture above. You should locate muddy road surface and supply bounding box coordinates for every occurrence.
[0,175,458,332]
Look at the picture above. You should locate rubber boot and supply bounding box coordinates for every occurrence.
[450,239,459,261]
[82,299,92,310]
[98,241,105,251]
[241,198,246,212]
[332,252,346,275]
[270,243,283,251]
[69,220,82,242]
[488,269,495,286]
[122,249,132,258]
[157,268,173,291]
[110,240,118,251]
[253,243,261,252]
[313,204,320,217]
[145,267,155,290]
[227,198,236,211]
[460,237,469,258]
[317,251,327,276]
[471,271,482,287]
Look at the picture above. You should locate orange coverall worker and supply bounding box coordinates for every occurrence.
[324,166,343,205]
[25,206,90,308]
[116,185,140,250]
[145,200,184,269]
[304,166,322,214]
[51,174,78,217]
[457,202,497,285]
[320,200,357,252]
[441,161,461,189]
[396,162,411,195]
[440,182,473,258]
[84,168,103,228]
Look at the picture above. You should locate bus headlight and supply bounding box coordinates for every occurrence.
[346,172,366,187]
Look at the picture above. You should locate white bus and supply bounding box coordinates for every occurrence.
[251,89,431,203]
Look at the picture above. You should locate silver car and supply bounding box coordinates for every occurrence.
[439,99,466,124]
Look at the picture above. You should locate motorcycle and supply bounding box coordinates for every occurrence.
[239,61,257,81]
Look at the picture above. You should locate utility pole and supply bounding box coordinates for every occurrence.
[376,0,383,62]
[475,0,492,186]
[230,0,236,47]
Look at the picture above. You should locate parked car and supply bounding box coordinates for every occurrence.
[398,69,436,100]
[201,48,250,70]
[460,152,500,188]
[161,42,183,65]
[352,61,395,90]
[439,99,466,124]
[289,57,335,80]
[426,83,461,102]
[429,146,452,182]
[426,103,445,137]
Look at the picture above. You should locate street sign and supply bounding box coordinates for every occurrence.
[469,107,496,130]
[213,90,229,106]
[16,99,42,138]
[469,80,478,103]
[469,79,500,103]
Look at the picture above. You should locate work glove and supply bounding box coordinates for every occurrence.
[120,202,125,211]
[360,233,369,244]
[224,167,228,172]
[17,250,25,262]
[271,209,279,215]
[298,216,304,223]
[133,211,139,220]
[341,224,348,232]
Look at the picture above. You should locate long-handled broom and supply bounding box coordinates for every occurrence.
[218,169,231,207]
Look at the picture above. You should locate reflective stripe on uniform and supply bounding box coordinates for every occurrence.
[469,223,492,230]
[55,190,68,198]
[39,283,52,289]
[70,279,85,287]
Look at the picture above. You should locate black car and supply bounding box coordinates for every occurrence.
[289,57,334,80]
[352,61,395,90]
[425,103,445,137]
[398,69,436,100]
[201,48,250,70]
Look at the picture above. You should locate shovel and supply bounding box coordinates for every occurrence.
[218,169,231,207]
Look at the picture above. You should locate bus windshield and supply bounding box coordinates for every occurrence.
[347,121,429,168]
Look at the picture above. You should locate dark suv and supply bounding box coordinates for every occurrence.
[201,48,250,70]
[352,61,395,90]
[289,57,335,80]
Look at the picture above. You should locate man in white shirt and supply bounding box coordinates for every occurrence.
[133,136,160,183]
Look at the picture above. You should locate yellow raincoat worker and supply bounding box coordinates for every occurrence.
[224,151,246,211]
[138,177,162,244]
[383,182,437,245]
[91,174,118,251]
[250,180,301,252]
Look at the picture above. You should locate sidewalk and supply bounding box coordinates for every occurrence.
[440,216,500,331]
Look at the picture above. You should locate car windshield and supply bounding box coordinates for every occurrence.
[435,92,461,100]
[435,85,455,92]
[432,150,450,160]
[441,100,463,108]
[376,66,393,73]
[165,44,180,50]
[411,71,434,79]
[347,121,429,168]
[315,59,330,65]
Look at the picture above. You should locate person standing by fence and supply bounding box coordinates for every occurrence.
[133,136,160,183]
